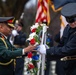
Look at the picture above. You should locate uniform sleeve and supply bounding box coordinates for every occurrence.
[0,39,22,59]
[14,32,26,45]
[20,33,26,44]
[46,33,76,58]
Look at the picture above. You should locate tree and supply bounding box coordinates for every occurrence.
[0,0,29,19]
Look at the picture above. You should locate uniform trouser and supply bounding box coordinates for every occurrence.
[44,59,50,75]
[15,58,24,75]
[55,60,65,75]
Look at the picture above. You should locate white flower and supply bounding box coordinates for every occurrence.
[27,32,37,41]
[35,23,39,26]
[24,72,28,75]
[24,57,32,64]
[29,58,32,61]
[24,67,27,71]
[30,23,39,31]
[30,69,33,72]
[34,42,39,46]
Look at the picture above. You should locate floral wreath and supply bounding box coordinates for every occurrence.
[24,23,50,75]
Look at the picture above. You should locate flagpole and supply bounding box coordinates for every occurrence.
[35,0,50,74]
[37,54,41,75]
[41,24,47,75]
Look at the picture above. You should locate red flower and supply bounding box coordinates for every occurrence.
[30,38,36,45]
[28,52,33,58]
[28,63,34,70]
[31,28,36,32]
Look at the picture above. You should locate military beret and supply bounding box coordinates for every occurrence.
[61,3,76,17]
[0,17,15,28]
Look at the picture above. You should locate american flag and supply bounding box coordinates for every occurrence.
[60,15,68,38]
[35,0,50,25]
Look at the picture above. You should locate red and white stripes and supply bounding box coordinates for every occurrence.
[35,0,50,25]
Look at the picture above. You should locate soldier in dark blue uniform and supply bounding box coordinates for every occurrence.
[39,3,76,75]
[0,17,36,75]
[54,32,66,75]
[45,33,53,75]
[13,21,26,75]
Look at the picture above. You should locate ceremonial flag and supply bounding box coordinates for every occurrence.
[50,0,62,12]
[60,15,68,38]
[35,0,50,25]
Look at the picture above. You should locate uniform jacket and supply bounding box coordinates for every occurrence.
[13,31,26,75]
[0,33,22,75]
[14,31,26,46]
[47,24,76,75]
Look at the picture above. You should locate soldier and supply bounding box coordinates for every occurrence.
[0,17,36,75]
[13,21,26,75]
[45,33,53,75]
[54,32,65,75]
[39,3,76,75]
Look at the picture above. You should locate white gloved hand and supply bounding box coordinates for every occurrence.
[12,30,19,36]
[39,45,46,54]
[45,44,50,49]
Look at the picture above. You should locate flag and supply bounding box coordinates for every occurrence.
[60,15,68,38]
[50,0,62,12]
[35,0,50,25]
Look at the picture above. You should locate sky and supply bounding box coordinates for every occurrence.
[25,0,37,8]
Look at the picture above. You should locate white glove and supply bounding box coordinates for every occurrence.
[45,44,50,49]
[12,30,19,37]
[39,45,46,54]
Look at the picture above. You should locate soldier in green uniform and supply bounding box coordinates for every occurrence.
[0,17,36,75]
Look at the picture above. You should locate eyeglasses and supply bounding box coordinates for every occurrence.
[66,17,76,23]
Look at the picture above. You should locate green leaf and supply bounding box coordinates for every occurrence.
[34,35,40,44]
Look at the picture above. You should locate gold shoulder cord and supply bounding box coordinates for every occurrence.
[0,38,13,65]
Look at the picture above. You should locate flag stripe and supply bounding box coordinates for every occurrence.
[35,0,50,25]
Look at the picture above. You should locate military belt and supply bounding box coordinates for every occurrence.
[14,45,25,48]
[16,56,22,58]
[61,55,76,61]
